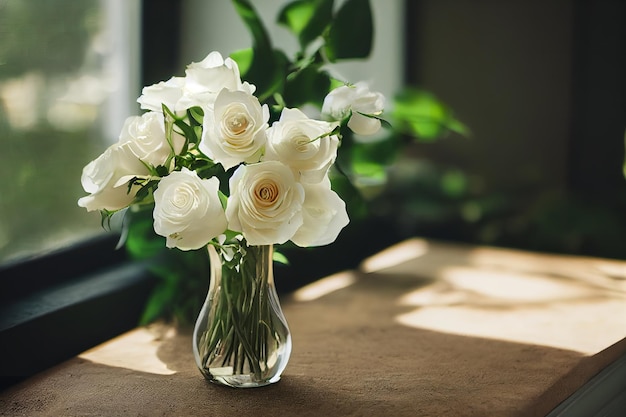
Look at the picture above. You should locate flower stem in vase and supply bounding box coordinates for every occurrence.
[193,242,291,388]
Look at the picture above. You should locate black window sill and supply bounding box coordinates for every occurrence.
[0,235,156,390]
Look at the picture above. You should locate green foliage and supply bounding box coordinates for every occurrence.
[278,0,333,50]
[282,64,331,107]
[441,169,468,198]
[123,207,165,260]
[231,0,289,103]
[272,250,290,265]
[393,88,470,141]
[139,247,210,325]
[232,0,273,52]
[324,0,373,62]
[231,0,373,113]
[123,206,210,325]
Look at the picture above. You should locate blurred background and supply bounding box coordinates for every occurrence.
[1,0,625,272]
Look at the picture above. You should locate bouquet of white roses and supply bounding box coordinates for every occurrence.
[78,49,384,251]
[76,0,397,331]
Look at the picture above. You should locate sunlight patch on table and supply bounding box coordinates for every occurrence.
[293,271,357,301]
[360,238,429,273]
[395,263,626,354]
[439,266,592,302]
[593,261,626,280]
[395,300,626,354]
[79,327,176,375]
[468,247,626,292]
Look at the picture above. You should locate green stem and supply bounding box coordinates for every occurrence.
[198,242,276,382]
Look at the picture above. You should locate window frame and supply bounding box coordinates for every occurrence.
[0,234,156,388]
[0,0,184,388]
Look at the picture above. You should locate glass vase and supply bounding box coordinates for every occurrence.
[192,242,292,388]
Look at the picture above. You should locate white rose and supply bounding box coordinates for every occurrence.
[137,76,186,113]
[322,81,385,136]
[137,51,256,113]
[263,108,339,183]
[226,161,305,245]
[78,143,148,212]
[291,176,349,247]
[199,88,269,170]
[184,51,255,98]
[152,168,227,251]
[118,112,183,169]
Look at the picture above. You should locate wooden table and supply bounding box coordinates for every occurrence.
[1,238,625,416]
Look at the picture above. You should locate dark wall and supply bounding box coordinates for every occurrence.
[409,0,574,193]
[400,0,626,259]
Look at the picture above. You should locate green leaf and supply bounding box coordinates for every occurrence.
[329,77,346,90]
[350,143,389,199]
[231,0,272,53]
[139,281,175,325]
[155,165,169,177]
[174,118,198,145]
[329,166,368,220]
[352,160,387,182]
[229,48,254,75]
[446,118,471,137]
[392,88,469,141]
[351,133,399,166]
[440,169,468,198]
[277,0,333,50]
[324,0,373,62]
[239,48,290,103]
[283,65,331,107]
[187,106,204,126]
[229,1,289,103]
[272,250,290,265]
[124,207,165,260]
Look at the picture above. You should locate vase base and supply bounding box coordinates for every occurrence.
[206,373,281,388]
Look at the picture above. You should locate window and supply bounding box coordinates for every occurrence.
[0,0,146,387]
[0,0,140,265]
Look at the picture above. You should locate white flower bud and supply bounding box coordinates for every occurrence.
[322,81,385,136]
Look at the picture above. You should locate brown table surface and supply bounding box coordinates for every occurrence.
[1,238,626,417]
